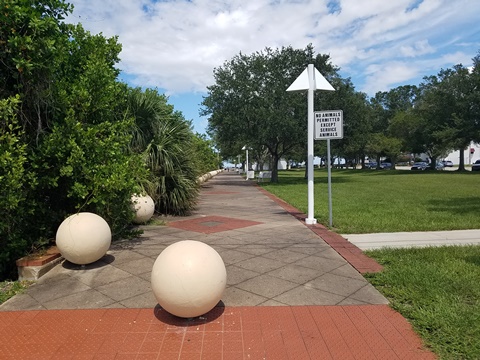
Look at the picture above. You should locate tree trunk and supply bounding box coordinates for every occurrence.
[390,157,396,170]
[271,154,280,182]
[458,148,466,171]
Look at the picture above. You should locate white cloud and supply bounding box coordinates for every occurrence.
[66,0,480,97]
[361,62,419,94]
[400,40,435,57]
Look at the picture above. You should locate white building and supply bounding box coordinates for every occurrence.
[252,159,288,170]
[443,142,480,165]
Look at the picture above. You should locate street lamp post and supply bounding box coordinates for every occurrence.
[242,145,249,180]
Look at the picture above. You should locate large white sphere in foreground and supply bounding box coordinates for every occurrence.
[56,212,111,265]
[151,240,227,318]
[131,194,155,224]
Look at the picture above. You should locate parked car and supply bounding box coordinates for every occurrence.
[472,159,480,171]
[411,162,428,170]
[367,161,391,169]
[411,162,444,170]
[442,160,454,167]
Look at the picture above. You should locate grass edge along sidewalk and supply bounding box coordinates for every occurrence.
[260,169,480,234]
[365,245,480,360]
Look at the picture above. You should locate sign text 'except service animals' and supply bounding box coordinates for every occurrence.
[314,110,343,140]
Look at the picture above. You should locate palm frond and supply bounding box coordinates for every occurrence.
[127,88,199,215]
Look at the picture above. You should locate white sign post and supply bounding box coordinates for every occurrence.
[314,110,344,227]
[287,65,335,225]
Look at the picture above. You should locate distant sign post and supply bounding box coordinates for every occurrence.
[287,65,335,225]
[315,110,343,228]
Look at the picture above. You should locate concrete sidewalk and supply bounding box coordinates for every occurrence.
[0,172,437,359]
[344,229,480,250]
[1,172,387,310]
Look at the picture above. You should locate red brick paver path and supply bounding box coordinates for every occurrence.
[169,216,263,234]
[0,305,435,359]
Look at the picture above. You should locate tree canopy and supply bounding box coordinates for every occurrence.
[202,45,340,182]
[203,46,480,174]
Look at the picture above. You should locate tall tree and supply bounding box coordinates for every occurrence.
[202,45,339,182]
[416,64,477,170]
[323,79,373,168]
[389,109,425,156]
[367,86,418,169]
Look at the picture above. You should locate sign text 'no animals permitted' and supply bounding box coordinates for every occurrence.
[314,110,343,140]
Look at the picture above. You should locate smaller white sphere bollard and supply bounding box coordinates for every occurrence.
[131,194,155,224]
[56,212,111,265]
[151,240,226,318]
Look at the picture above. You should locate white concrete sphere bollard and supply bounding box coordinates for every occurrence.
[131,194,155,224]
[56,212,111,265]
[151,240,227,318]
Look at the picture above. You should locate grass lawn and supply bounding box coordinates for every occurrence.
[262,169,480,359]
[261,169,480,233]
[364,246,480,360]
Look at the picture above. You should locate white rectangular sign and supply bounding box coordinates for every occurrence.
[314,110,343,140]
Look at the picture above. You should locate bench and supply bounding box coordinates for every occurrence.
[257,171,272,183]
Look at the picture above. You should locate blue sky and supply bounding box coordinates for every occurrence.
[67,0,480,135]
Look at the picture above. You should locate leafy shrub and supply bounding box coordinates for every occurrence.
[192,133,220,175]
[35,110,147,239]
[0,96,38,279]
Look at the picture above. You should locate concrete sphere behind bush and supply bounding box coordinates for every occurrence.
[56,212,111,265]
[151,240,226,318]
[131,194,155,224]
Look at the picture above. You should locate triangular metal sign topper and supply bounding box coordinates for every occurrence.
[287,67,335,92]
